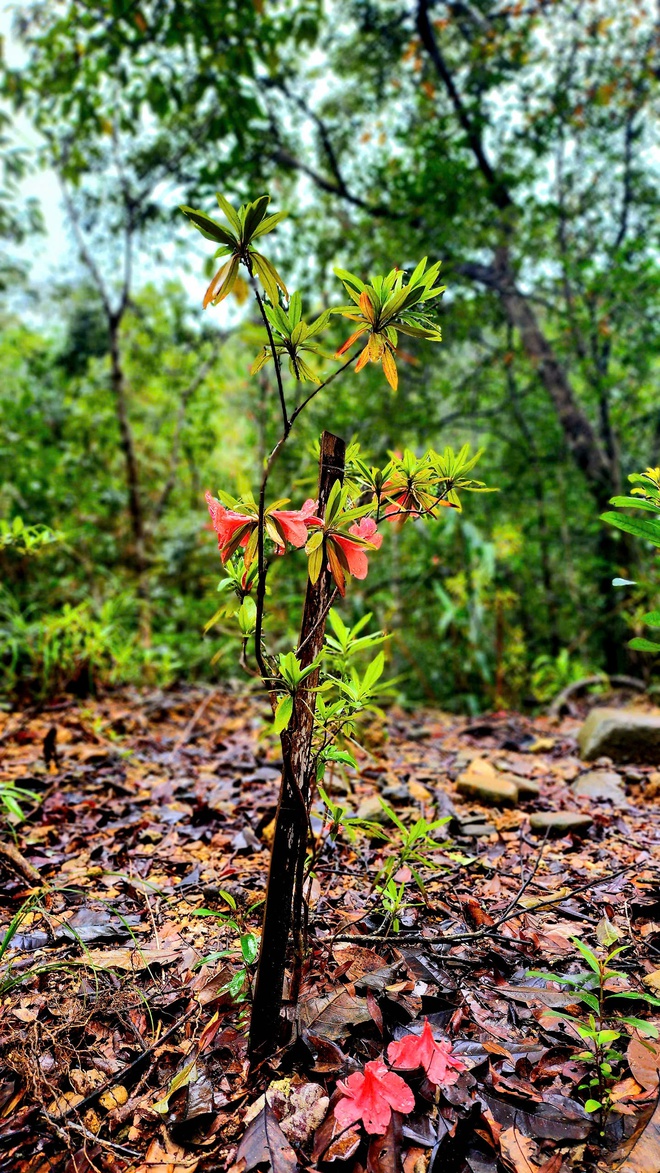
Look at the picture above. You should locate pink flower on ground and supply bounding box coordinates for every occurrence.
[387,1019,466,1088]
[333,517,383,581]
[205,491,255,564]
[334,1060,415,1135]
[270,499,321,550]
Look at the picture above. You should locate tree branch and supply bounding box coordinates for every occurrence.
[415,0,513,212]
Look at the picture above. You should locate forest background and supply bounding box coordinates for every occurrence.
[1,0,658,714]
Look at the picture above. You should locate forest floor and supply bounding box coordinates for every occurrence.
[0,687,659,1173]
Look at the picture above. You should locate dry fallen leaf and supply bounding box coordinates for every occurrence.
[627,1035,660,1091]
[613,1094,660,1173]
[233,1104,297,1173]
[135,1136,200,1173]
[499,1126,539,1173]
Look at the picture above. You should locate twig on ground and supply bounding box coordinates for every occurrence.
[173,689,220,750]
[329,863,636,945]
[42,1112,140,1161]
[0,841,44,885]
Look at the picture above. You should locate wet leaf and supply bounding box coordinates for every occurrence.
[235,1104,298,1173]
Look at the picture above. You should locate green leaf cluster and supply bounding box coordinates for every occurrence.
[603,467,660,653]
[251,291,334,383]
[180,192,287,307]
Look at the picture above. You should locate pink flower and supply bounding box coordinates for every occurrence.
[270,499,321,550]
[387,1019,466,1088]
[332,517,383,581]
[334,1060,415,1135]
[205,491,255,564]
[206,493,321,566]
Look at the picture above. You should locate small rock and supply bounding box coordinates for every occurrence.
[381,784,410,801]
[516,777,541,798]
[529,811,593,837]
[623,767,644,784]
[408,726,432,741]
[578,707,660,764]
[456,821,497,837]
[456,773,518,807]
[572,769,626,805]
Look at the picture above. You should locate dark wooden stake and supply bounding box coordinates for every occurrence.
[248,431,345,1067]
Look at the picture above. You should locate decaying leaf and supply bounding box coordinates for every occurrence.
[499,1127,539,1173]
[627,1035,660,1091]
[297,988,371,1040]
[233,1104,298,1173]
[613,1093,660,1173]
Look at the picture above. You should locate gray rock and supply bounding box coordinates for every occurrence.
[571,769,626,805]
[456,774,518,806]
[529,811,593,836]
[382,783,410,801]
[516,777,541,798]
[456,821,497,837]
[578,707,660,764]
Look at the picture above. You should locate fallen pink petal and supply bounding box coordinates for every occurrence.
[334,1060,415,1135]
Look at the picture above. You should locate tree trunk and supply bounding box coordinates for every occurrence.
[109,323,145,574]
[248,431,346,1068]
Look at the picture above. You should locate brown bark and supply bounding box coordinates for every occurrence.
[248,431,345,1068]
[493,255,614,503]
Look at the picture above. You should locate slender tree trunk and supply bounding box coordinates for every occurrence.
[109,322,145,571]
[482,251,614,504]
[249,431,346,1068]
[109,321,151,642]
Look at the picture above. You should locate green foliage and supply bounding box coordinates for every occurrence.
[0,589,181,699]
[604,468,660,655]
[0,517,63,554]
[181,192,288,307]
[1,0,659,707]
[334,260,445,389]
[0,782,38,827]
[251,292,334,384]
[529,925,660,1129]
[531,650,599,705]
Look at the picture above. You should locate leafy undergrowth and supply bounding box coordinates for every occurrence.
[1,688,659,1173]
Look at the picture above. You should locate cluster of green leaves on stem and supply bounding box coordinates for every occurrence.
[0,517,63,554]
[181,193,287,308]
[604,467,660,653]
[251,291,334,384]
[191,888,260,1012]
[530,920,660,1127]
[334,261,445,390]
